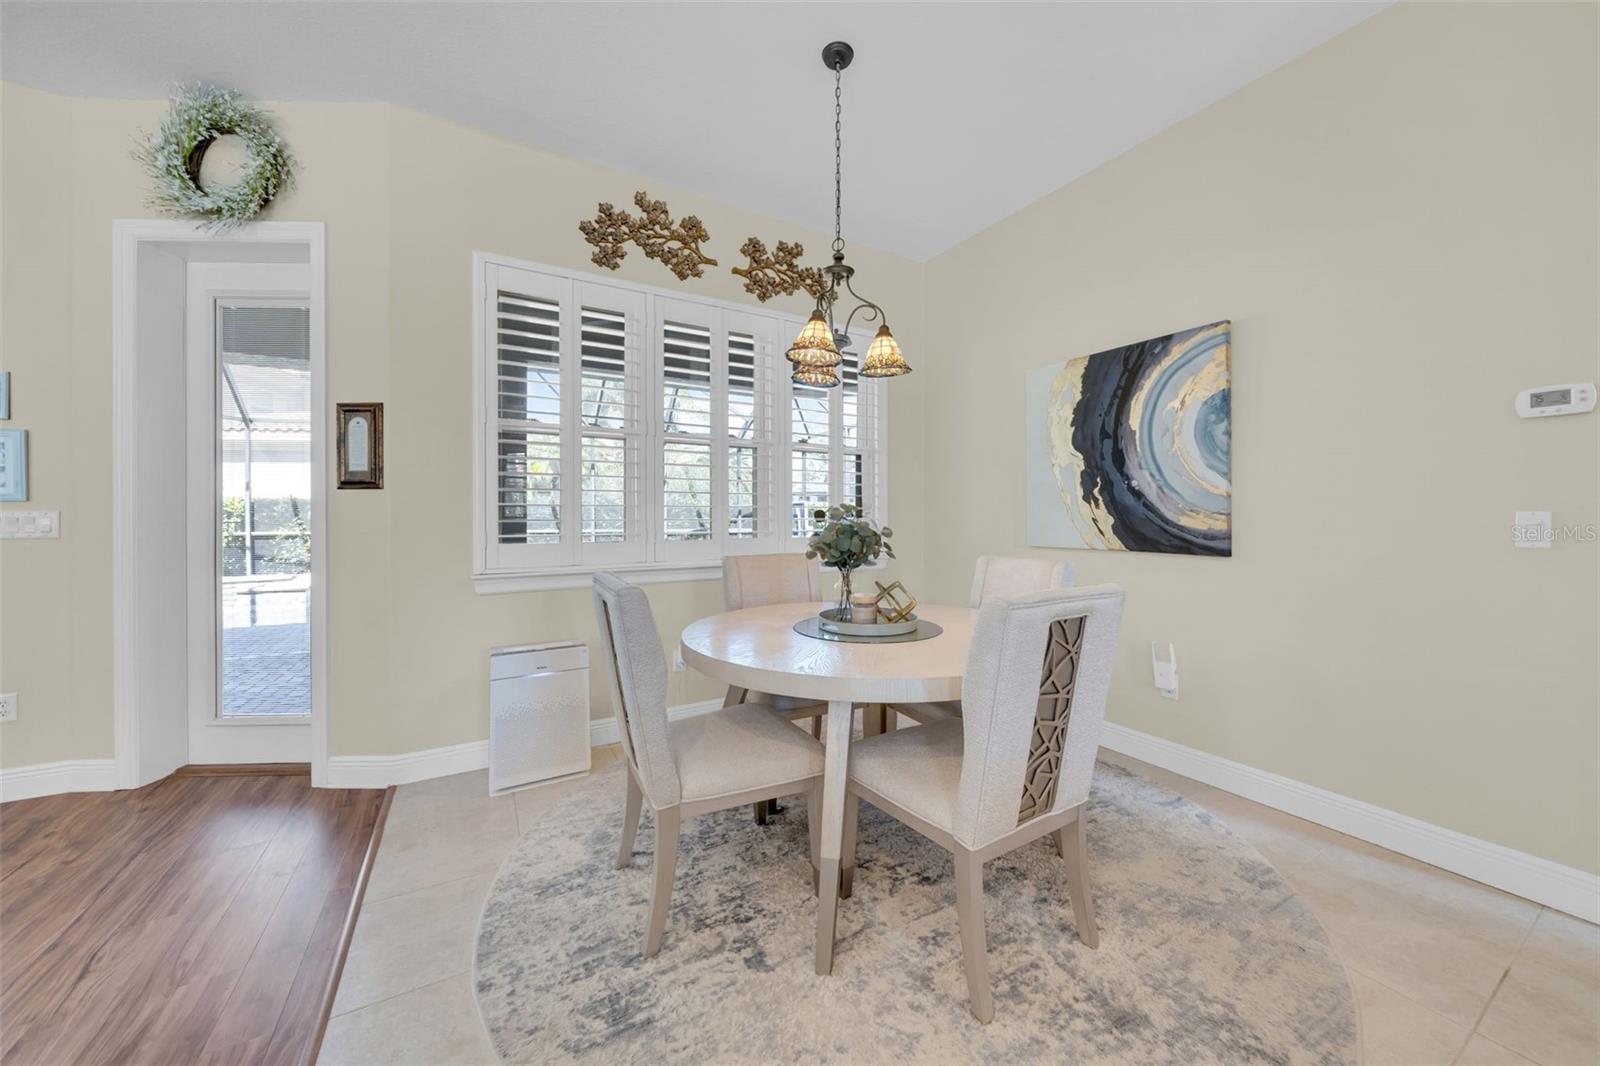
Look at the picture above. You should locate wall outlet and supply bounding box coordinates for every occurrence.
[671,648,686,672]
[0,693,16,722]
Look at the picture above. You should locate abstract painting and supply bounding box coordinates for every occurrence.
[1026,321,1231,556]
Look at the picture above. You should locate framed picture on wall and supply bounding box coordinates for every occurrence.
[0,429,28,502]
[337,403,383,489]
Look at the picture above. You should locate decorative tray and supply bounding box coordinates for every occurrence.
[817,607,919,637]
[793,615,944,645]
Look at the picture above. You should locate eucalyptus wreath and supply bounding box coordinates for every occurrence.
[136,84,295,228]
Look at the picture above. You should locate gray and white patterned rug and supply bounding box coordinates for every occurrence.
[475,760,1359,1064]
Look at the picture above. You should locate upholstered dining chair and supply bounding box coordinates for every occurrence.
[593,572,826,958]
[841,584,1124,1022]
[722,553,830,736]
[723,554,845,823]
[892,555,1076,728]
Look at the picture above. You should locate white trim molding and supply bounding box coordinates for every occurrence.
[112,220,331,789]
[0,760,119,803]
[326,740,491,790]
[1101,723,1600,924]
[475,562,725,595]
[324,699,724,789]
[587,697,722,746]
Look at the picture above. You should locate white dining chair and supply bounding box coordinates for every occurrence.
[593,572,827,958]
[723,554,848,824]
[892,555,1076,727]
[841,584,1124,1022]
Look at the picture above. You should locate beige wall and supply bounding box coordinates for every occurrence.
[0,84,927,765]
[923,2,1598,873]
[2,2,1594,879]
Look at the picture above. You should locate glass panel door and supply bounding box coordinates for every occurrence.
[217,303,312,718]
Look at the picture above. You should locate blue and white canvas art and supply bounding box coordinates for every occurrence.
[1026,321,1231,556]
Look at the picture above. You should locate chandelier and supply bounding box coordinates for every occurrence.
[786,41,911,387]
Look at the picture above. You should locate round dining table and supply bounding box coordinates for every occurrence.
[680,600,977,975]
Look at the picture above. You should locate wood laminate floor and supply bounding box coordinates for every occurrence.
[0,772,388,1066]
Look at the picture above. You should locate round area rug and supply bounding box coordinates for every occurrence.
[475,761,1358,1065]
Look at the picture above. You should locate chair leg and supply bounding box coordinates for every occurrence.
[1057,811,1100,948]
[644,805,681,958]
[731,687,769,824]
[953,847,995,1023]
[616,770,643,869]
[840,793,860,899]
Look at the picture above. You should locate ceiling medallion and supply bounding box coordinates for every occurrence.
[784,41,911,387]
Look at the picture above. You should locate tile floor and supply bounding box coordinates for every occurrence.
[317,745,1599,1066]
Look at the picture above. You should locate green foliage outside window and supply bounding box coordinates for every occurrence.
[221,495,311,576]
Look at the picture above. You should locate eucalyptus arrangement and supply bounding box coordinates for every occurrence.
[805,503,894,616]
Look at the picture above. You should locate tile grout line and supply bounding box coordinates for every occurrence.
[1447,905,1543,1066]
[1346,959,1485,1037]
[360,868,493,909]
[327,968,473,1021]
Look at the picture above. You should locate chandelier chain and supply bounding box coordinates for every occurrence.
[833,60,843,254]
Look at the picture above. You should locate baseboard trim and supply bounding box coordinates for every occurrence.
[1100,722,1600,924]
[0,759,119,803]
[325,739,489,789]
[588,697,722,746]
[323,699,725,789]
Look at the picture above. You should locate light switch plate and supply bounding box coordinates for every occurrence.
[0,694,16,722]
[0,510,59,538]
[1514,511,1552,549]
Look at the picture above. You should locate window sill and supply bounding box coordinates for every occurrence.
[471,554,888,595]
[473,561,726,594]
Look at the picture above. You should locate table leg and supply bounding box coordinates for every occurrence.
[814,698,853,976]
[863,704,885,736]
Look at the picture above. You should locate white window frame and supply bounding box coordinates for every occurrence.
[472,251,890,593]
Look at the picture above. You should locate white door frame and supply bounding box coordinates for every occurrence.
[185,269,314,763]
[112,220,330,787]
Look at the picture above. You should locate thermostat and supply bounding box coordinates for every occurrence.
[1516,382,1594,418]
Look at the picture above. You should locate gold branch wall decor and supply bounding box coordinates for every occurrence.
[578,191,718,281]
[732,237,827,303]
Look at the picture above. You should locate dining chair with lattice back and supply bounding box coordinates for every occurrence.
[840,584,1123,1022]
[891,555,1075,727]
[593,572,827,957]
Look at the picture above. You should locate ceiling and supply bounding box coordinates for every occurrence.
[0,1,1386,260]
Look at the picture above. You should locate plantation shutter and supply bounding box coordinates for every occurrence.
[654,297,719,561]
[786,313,833,543]
[575,280,646,564]
[723,309,780,552]
[840,331,883,523]
[486,264,569,569]
[476,255,888,584]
